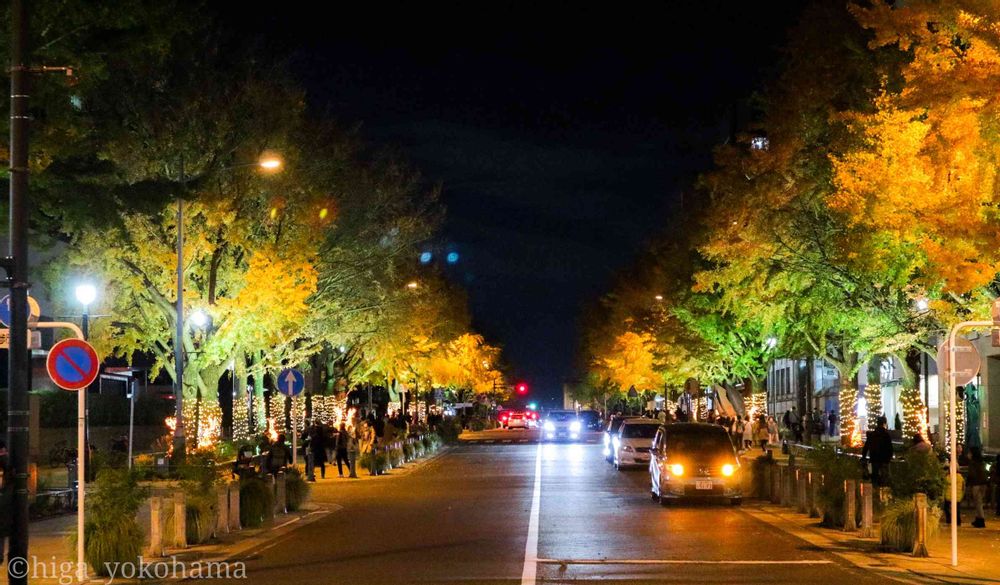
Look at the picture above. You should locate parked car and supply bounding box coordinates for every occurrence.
[649,422,742,505]
[603,415,639,461]
[507,413,529,430]
[613,419,660,470]
[542,410,581,441]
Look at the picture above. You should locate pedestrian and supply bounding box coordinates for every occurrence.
[909,433,932,455]
[944,468,966,526]
[967,450,989,528]
[782,409,791,431]
[266,434,291,479]
[302,421,316,481]
[335,423,350,477]
[754,416,768,452]
[742,415,753,450]
[767,416,779,446]
[803,410,813,444]
[347,423,360,479]
[827,410,837,436]
[310,423,328,480]
[861,416,893,487]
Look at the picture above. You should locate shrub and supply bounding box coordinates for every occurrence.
[284,468,310,512]
[239,476,274,528]
[805,445,863,527]
[436,418,463,442]
[360,451,388,474]
[388,447,405,468]
[469,417,487,432]
[74,469,147,576]
[889,450,946,501]
[880,498,942,552]
[403,443,415,461]
[177,453,223,544]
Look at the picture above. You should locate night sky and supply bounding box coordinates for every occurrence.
[238,1,806,403]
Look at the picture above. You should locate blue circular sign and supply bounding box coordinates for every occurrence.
[278,368,305,397]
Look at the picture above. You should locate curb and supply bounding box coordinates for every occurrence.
[742,504,993,585]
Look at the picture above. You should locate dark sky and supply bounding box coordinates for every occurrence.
[239,1,806,403]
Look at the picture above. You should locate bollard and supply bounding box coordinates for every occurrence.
[763,459,772,500]
[173,491,187,548]
[860,481,875,538]
[796,469,808,514]
[275,471,287,515]
[771,465,781,504]
[878,486,891,515]
[215,486,229,536]
[843,479,857,532]
[147,496,163,557]
[781,466,792,507]
[913,493,929,557]
[808,471,821,518]
[228,482,241,531]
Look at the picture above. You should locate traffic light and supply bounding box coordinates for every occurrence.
[516,382,528,395]
[527,402,537,410]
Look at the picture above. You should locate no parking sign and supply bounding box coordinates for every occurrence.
[47,338,100,391]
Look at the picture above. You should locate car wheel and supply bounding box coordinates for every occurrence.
[730,498,742,506]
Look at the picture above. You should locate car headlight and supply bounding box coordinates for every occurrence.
[544,421,555,432]
[569,421,581,432]
[623,445,634,452]
[670,463,684,476]
[722,464,735,477]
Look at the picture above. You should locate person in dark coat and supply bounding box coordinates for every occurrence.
[335,423,350,478]
[310,424,328,480]
[861,415,893,487]
[266,434,291,478]
[967,450,989,528]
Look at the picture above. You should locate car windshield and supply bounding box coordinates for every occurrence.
[665,427,734,456]
[622,424,659,439]
[609,417,632,433]
[547,411,575,422]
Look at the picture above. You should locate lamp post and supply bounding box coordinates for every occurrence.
[173,155,282,458]
[74,283,97,483]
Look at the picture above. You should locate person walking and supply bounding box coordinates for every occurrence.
[741,415,753,451]
[861,416,893,487]
[803,410,813,445]
[347,424,360,479]
[302,422,316,481]
[827,410,837,437]
[767,416,779,446]
[335,422,350,477]
[967,450,989,528]
[310,423,328,480]
[266,434,291,479]
[754,416,768,452]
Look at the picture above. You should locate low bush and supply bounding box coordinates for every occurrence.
[805,445,863,527]
[284,468,310,512]
[435,418,463,443]
[74,469,148,576]
[469,417,487,432]
[880,497,941,552]
[889,450,946,501]
[403,442,415,461]
[178,453,223,544]
[360,451,388,474]
[388,446,405,468]
[239,476,274,528]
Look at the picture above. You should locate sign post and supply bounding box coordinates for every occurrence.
[278,368,305,465]
[46,335,99,582]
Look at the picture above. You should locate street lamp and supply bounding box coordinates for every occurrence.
[406,281,419,290]
[190,309,209,329]
[173,153,282,458]
[75,283,97,338]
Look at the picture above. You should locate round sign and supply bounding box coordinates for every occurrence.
[278,368,305,397]
[0,294,40,327]
[937,337,981,387]
[47,338,100,391]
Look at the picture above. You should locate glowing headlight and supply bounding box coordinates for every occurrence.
[570,421,581,432]
[722,464,735,477]
[670,463,684,476]
[544,421,555,432]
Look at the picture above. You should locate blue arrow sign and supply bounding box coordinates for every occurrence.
[278,368,305,397]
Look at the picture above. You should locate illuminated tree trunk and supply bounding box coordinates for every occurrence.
[252,350,267,429]
[865,358,882,432]
[896,349,926,441]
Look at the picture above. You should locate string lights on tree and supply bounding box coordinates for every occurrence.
[839,384,857,447]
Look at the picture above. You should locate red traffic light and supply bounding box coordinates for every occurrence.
[516,383,528,395]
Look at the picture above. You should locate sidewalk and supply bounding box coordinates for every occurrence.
[0,501,334,584]
[746,502,1000,585]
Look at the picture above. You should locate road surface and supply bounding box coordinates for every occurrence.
[224,430,891,584]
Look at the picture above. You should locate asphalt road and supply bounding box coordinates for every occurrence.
[224,430,893,584]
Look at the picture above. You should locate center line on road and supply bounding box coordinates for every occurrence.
[521,440,543,585]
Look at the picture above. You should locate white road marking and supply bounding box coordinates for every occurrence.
[535,558,833,565]
[521,440,543,585]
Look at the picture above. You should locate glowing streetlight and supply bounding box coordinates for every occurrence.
[915,297,929,312]
[406,281,419,290]
[766,337,778,349]
[190,309,209,328]
[75,284,97,307]
[654,294,664,301]
[258,154,282,170]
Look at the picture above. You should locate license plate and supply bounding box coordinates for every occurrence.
[695,480,713,490]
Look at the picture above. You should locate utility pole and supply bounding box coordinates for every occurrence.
[173,160,186,459]
[7,0,31,581]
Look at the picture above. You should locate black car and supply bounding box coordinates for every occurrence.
[578,410,602,430]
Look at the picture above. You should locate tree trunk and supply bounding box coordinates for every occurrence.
[252,350,267,429]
